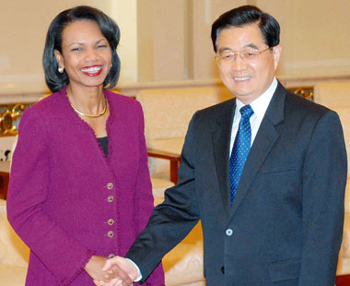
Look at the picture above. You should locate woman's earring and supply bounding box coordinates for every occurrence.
[58,67,64,74]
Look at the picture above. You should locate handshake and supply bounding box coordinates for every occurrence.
[85,255,139,286]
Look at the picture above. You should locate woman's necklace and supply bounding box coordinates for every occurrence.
[69,96,108,118]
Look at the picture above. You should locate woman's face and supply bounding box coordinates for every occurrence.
[54,20,112,90]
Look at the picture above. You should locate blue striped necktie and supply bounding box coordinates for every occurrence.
[229,105,254,206]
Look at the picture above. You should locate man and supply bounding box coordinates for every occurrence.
[103,5,347,286]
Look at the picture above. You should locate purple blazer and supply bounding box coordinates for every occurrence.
[7,87,164,285]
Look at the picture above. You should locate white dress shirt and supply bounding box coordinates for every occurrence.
[229,77,278,156]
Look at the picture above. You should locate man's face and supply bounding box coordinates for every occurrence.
[216,24,281,104]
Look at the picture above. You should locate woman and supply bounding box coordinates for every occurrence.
[7,6,164,286]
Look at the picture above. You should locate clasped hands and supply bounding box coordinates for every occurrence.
[85,255,138,286]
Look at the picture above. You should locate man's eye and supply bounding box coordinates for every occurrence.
[243,51,256,58]
[222,53,234,59]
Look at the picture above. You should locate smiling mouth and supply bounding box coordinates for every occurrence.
[81,66,103,77]
[234,76,250,81]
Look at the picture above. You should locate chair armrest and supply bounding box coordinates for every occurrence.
[0,172,9,200]
[147,148,181,184]
[336,274,350,286]
[0,162,10,200]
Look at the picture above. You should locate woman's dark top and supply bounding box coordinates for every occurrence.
[97,136,108,157]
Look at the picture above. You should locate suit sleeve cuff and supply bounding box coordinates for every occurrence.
[126,258,142,282]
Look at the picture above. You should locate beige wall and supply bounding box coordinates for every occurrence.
[1,0,350,95]
[191,0,248,80]
[137,0,186,82]
[138,0,350,82]
[111,0,137,83]
[257,0,350,79]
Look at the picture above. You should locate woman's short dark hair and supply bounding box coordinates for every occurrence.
[43,5,121,92]
[211,5,280,53]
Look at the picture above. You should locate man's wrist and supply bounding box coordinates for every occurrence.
[126,258,142,282]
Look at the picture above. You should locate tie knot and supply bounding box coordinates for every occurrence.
[240,105,254,119]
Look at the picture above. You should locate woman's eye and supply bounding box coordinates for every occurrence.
[97,44,108,49]
[71,47,82,52]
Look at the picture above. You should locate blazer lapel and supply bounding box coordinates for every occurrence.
[228,82,287,219]
[212,99,236,217]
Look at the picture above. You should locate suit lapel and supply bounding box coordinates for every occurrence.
[212,99,236,217]
[228,82,287,219]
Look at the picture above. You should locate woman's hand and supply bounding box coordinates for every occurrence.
[85,255,109,282]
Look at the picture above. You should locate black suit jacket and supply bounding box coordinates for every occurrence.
[127,82,347,286]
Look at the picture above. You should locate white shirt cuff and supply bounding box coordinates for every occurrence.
[126,258,142,282]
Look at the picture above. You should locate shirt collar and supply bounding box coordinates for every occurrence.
[236,77,277,122]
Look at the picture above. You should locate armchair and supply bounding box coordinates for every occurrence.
[136,86,233,183]
[0,137,17,200]
[148,148,181,185]
[0,101,31,199]
[0,199,29,286]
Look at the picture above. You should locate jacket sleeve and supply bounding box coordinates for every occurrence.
[127,111,201,283]
[133,103,165,285]
[298,110,347,286]
[7,108,94,285]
